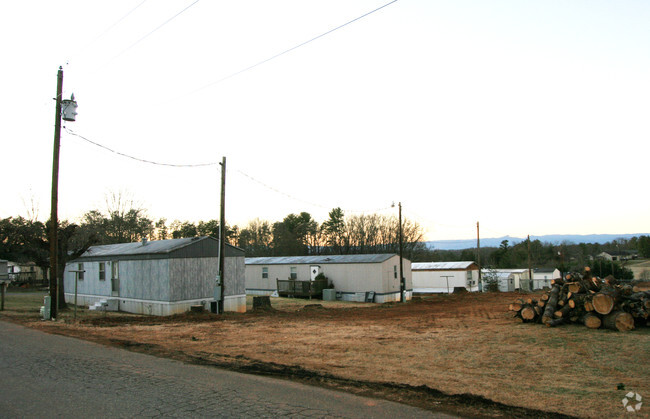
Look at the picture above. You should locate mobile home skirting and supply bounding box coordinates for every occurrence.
[244,288,412,303]
[65,292,246,316]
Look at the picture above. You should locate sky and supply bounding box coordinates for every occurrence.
[1,0,649,241]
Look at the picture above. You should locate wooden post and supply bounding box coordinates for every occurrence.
[49,66,64,320]
[398,202,404,302]
[218,156,226,314]
[519,234,533,291]
[476,221,481,291]
[74,273,78,321]
[1,282,6,311]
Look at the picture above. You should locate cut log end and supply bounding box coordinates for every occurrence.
[582,313,602,329]
[509,303,522,312]
[592,293,615,315]
[603,311,635,332]
[521,307,536,321]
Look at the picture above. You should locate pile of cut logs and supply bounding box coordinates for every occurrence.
[509,267,650,331]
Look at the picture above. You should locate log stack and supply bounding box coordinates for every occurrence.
[510,268,650,332]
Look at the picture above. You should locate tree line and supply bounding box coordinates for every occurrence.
[73,205,427,258]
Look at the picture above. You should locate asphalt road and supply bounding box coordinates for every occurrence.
[0,321,454,418]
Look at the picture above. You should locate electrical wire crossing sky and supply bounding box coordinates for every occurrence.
[1,0,649,241]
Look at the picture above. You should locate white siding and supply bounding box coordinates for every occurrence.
[412,269,479,293]
[245,255,412,301]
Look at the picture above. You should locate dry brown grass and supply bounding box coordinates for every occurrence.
[2,291,648,418]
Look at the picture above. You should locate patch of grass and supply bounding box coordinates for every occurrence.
[1,290,47,314]
[0,290,142,324]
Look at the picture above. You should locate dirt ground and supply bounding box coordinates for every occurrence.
[5,292,649,418]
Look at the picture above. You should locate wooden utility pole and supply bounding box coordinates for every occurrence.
[49,67,64,320]
[528,234,533,291]
[527,235,533,291]
[398,202,404,302]
[218,156,226,314]
[476,221,481,291]
[1,282,6,311]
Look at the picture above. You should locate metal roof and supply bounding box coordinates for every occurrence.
[494,269,528,273]
[246,254,397,265]
[411,261,476,270]
[79,236,227,258]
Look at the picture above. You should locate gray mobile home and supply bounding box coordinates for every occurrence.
[245,254,412,303]
[63,236,245,315]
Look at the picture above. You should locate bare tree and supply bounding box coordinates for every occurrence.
[238,218,273,256]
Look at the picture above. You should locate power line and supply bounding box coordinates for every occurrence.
[233,169,394,214]
[75,0,149,60]
[65,127,397,215]
[63,128,491,237]
[102,0,201,68]
[233,169,329,210]
[94,0,149,42]
[185,0,399,97]
[64,127,218,167]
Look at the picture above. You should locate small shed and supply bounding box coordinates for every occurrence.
[63,236,245,315]
[493,269,531,291]
[532,268,560,290]
[411,261,479,293]
[245,254,412,303]
[480,269,516,292]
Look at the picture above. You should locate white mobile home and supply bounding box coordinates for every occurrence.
[245,254,412,303]
[411,261,480,293]
[64,236,246,316]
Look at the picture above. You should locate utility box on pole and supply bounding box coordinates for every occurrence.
[41,295,51,320]
[212,275,222,314]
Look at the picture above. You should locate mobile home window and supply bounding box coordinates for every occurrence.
[77,263,84,281]
[111,261,119,279]
[262,267,268,279]
[99,262,106,281]
[467,270,473,280]
[290,267,297,280]
[394,265,398,279]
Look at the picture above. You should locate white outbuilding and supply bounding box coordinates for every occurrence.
[532,268,560,290]
[411,261,480,293]
[494,269,531,291]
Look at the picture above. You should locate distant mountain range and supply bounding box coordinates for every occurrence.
[426,233,649,251]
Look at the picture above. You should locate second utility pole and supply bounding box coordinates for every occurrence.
[476,221,481,292]
[398,202,404,302]
[218,156,226,314]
